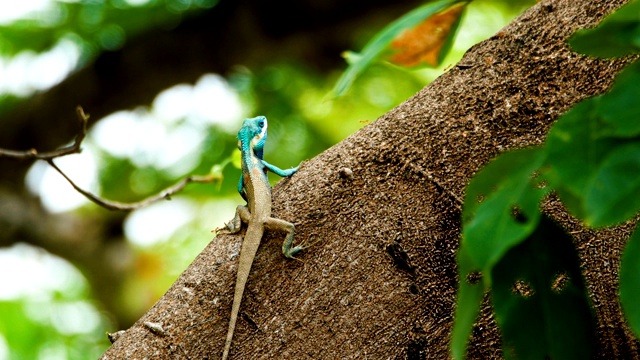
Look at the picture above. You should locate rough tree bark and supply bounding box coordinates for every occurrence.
[102,0,639,358]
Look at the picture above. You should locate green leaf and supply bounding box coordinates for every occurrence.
[492,216,595,360]
[569,0,640,57]
[544,100,619,219]
[462,147,547,273]
[620,225,640,339]
[329,0,469,97]
[455,147,548,359]
[451,246,485,360]
[545,60,640,224]
[584,142,640,227]
[596,61,640,137]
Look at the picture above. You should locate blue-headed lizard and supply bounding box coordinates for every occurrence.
[221,116,303,360]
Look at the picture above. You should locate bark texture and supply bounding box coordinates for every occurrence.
[101,0,639,358]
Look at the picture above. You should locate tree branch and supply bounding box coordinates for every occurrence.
[0,106,88,160]
[1,106,222,211]
[47,158,221,211]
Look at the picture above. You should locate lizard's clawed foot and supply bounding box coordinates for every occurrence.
[224,217,245,234]
[283,237,324,260]
[212,221,242,235]
[283,245,307,260]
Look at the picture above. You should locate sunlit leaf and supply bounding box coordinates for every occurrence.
[569,0,640,58]
[620,226,640,339]
[388,4,465,67]
[492,216,595,359]
[329,0,469,98]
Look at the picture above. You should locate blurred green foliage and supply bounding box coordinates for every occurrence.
[0,297,111,360]
[0,245,111,359]
[0,0,217,56]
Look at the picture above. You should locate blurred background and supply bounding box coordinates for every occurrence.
[0,0,532,358]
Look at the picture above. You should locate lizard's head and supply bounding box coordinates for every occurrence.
[238,116,268,154]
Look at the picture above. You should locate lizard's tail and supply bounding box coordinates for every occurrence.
[222,224,263,360]
[222,299,241,360]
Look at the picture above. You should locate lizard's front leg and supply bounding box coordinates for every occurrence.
[225,205,251,234]
[264,217,304,259]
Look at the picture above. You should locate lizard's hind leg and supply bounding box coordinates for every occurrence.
[264,217,304,259]
[225,205,251,233]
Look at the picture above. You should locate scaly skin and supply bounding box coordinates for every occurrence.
[221,116,303,360]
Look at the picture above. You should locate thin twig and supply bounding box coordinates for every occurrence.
[0,106,88,159]
[47,159,222,211]
[1,106,222,211]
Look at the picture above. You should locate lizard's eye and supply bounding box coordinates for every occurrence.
[258,120,265,128]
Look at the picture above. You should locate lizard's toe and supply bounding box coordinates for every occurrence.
[224,222,243,234]
[283,245,306,259]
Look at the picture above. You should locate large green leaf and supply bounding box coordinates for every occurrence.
[584,142,640,227]
[492,216,595,359]
[462,147,547,273]
[569,0,640,57]
[544,100,620,219]
[620,226,640,339]
[545,57,640,225]
[596,61,640,138]
[329,0,469,97]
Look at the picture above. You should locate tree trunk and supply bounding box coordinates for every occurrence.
[101,0,639,358]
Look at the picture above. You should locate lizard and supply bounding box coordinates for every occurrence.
[221,115,304,360]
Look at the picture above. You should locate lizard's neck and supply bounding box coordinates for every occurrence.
[240,142,272,215]
[240,140,261,170]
